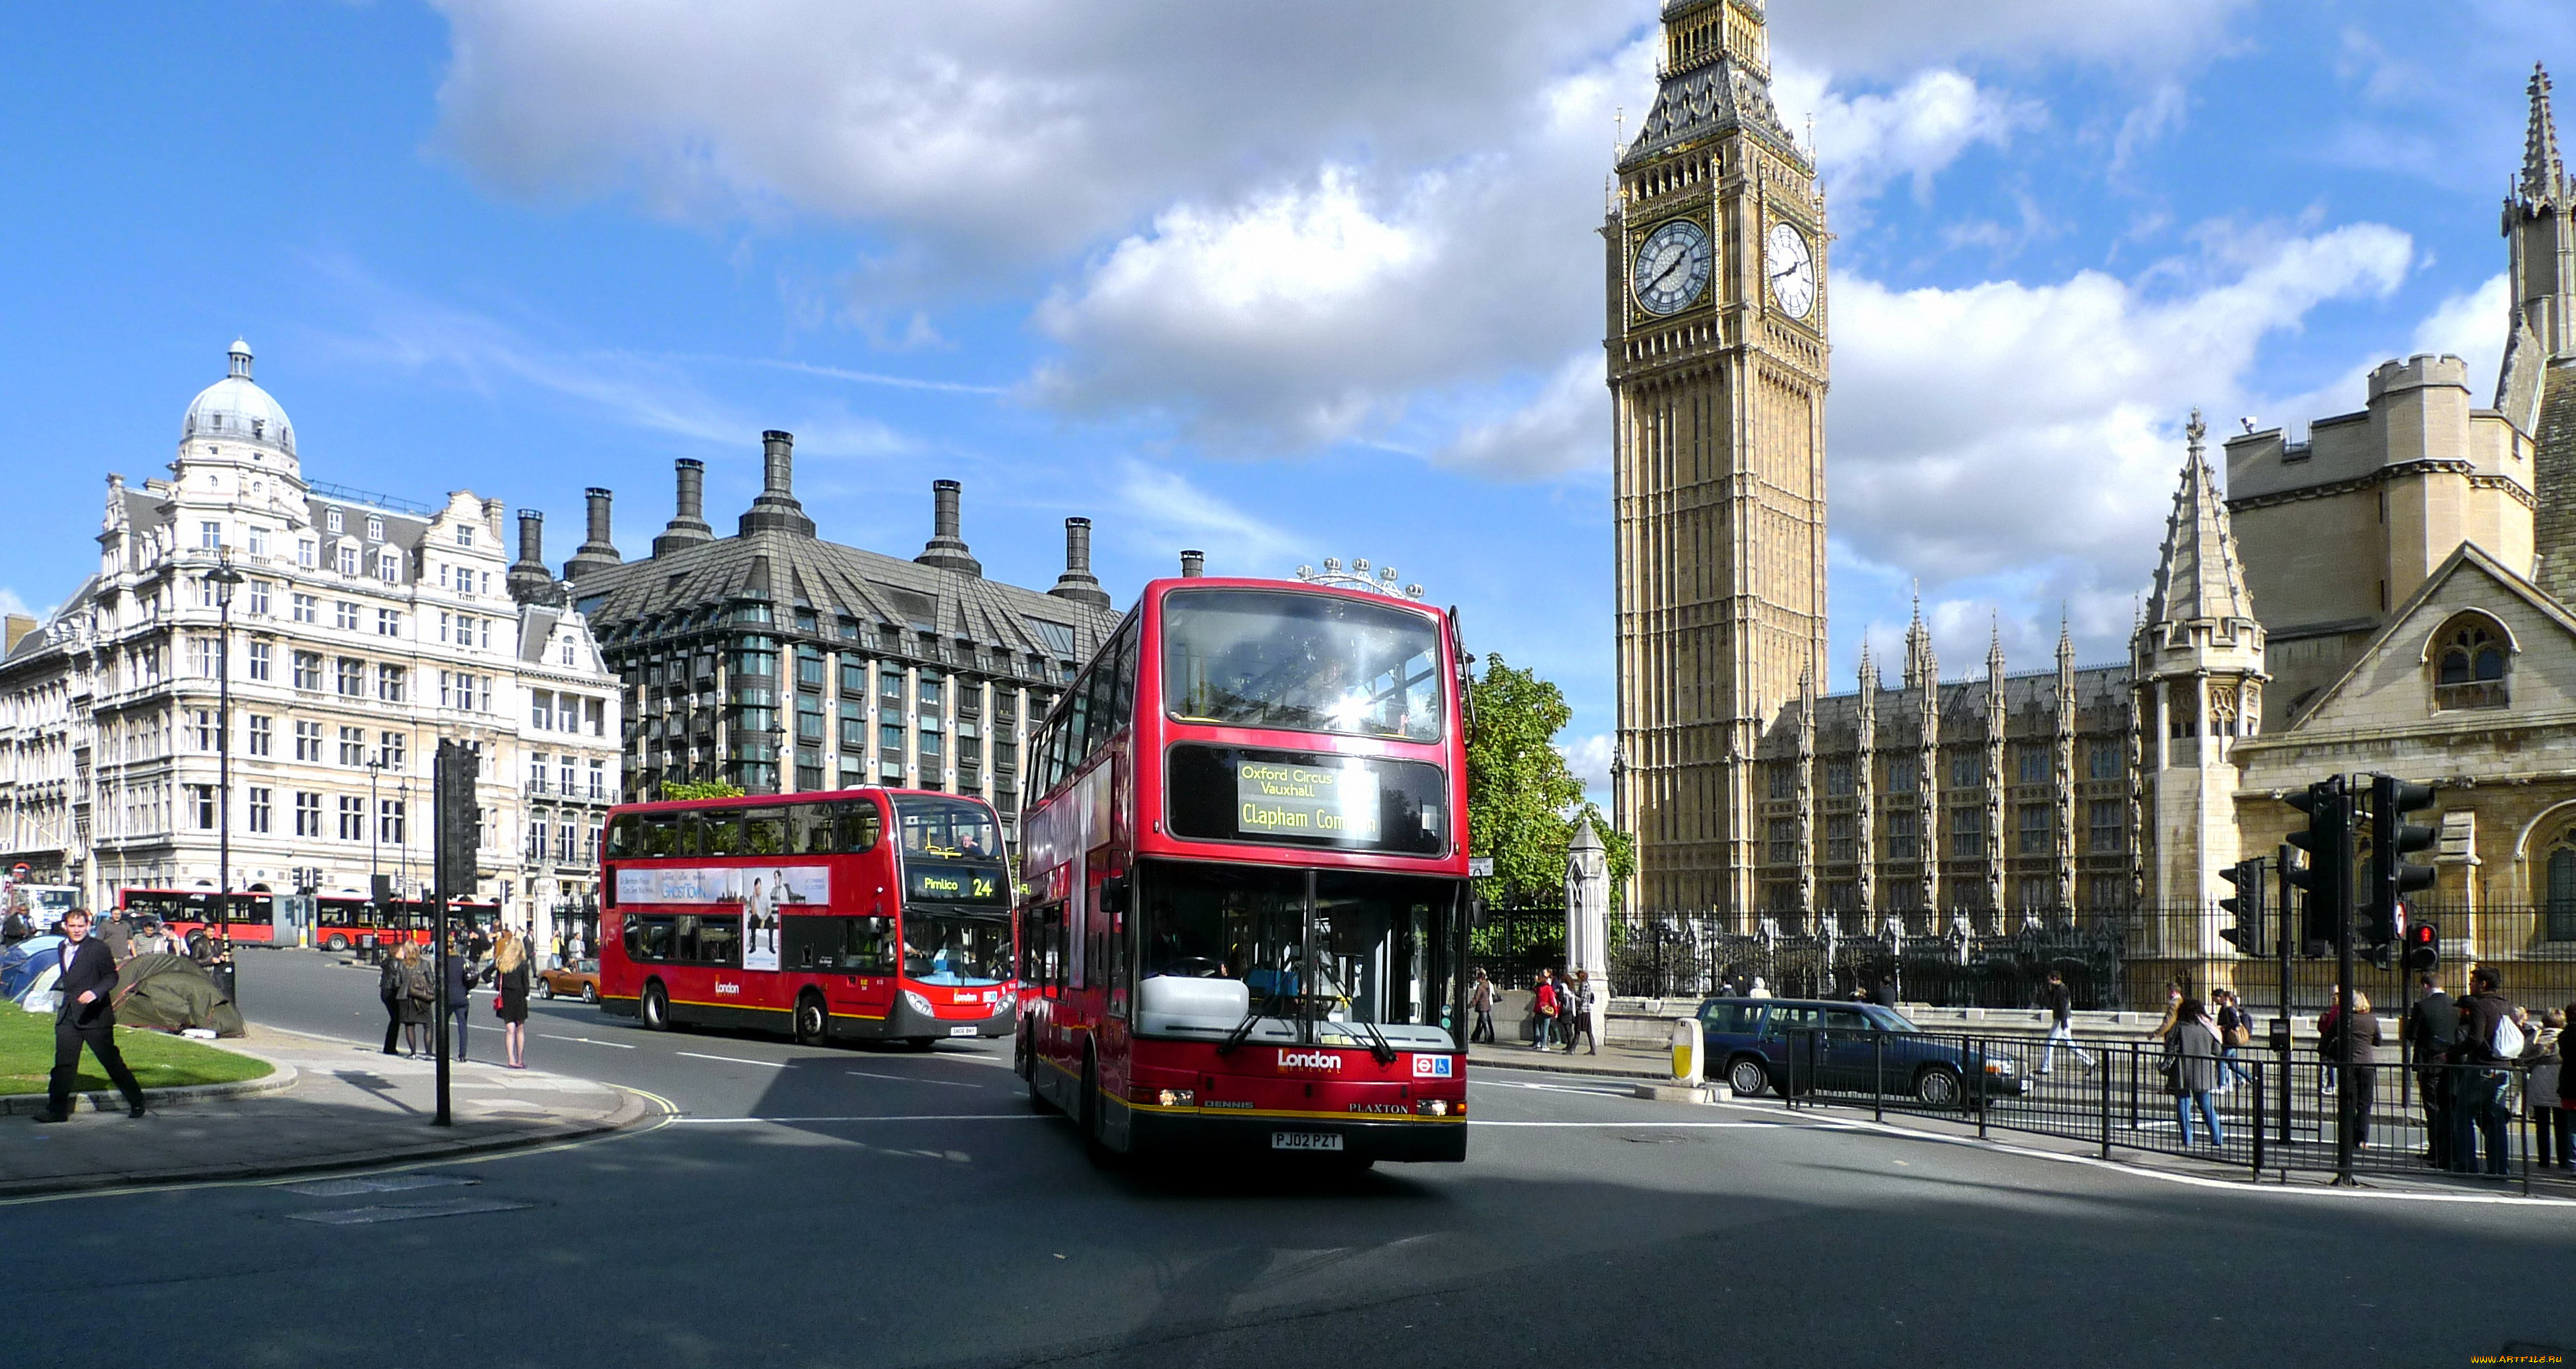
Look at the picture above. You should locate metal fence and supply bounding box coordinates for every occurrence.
[1585,904,2576,1014]
[1749,1026,2570,1194]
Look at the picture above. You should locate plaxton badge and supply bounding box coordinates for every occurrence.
[1348,1103,1409,1115]
[1276,1049,1342,1072]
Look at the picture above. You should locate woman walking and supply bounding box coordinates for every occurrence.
[2526,1009,2567,1167]
[495,928,531,1069]
[1469,969,1496,1044]
[378,945,409,1055]
[2162,996,2226,1148]
[398,943,435,1057]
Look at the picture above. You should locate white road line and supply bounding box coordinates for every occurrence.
[1471,1120,1784,1129]
[541,1034,634,1049]
[670,1115,1047,1124]
[675,1051,788,1069]
[847,1070,984,1088]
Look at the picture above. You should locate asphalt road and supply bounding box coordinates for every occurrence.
[4,948,2570,1368]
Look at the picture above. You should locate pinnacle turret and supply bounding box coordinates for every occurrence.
[2143,410,2256,631]
[2525,63,2567,207]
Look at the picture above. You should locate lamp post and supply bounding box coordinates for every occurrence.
[205,551,245,1005]
[368,752,386,951]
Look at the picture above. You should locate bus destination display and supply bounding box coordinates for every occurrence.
[904,863,1008,905]
[1235,759,1380,841]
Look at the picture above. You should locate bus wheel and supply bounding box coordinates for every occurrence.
[1080,1050,1119,1168]
[325,934,349,953]
[641,981,672,1032]
[794,992,829,1047]
[903,1037,935,1052]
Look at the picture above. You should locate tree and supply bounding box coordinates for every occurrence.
[1466,654,1635,906]
[660,780,747,801]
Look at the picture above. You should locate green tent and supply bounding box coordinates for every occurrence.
[111,953,246,1037]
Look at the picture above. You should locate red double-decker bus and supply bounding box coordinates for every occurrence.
[116,887,278,943]
[1017,578,1471,1166]
[598,789,1015,1047]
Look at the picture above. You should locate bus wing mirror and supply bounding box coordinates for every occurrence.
[1099,876,1130,916]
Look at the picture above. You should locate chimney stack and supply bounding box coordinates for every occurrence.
[737,429,816,538]
[653,458,717,557]
[1180,550,1206,578]
[508,510,563,606]
[914,479,982,575]
[1048,517,1112,611]
[564,486,623,581]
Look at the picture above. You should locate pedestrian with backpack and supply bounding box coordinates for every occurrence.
[2450,966,2519,1176]
[1531,969,1559,1050]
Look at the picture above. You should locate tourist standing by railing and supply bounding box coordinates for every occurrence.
[2162,997,2225,1148]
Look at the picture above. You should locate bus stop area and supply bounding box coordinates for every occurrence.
[1,1024,654,1198]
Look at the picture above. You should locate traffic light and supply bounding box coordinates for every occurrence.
[2283,777,2348,955]
[2219,857,2267,955]
[2367,773,2437,962]
[435,740,482,901]
[2404,918,2439,973]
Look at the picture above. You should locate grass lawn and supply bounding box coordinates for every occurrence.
[0,1004,273,1096]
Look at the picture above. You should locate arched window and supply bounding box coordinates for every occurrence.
[2432,617,2509,711]
[2547,840,2576,944]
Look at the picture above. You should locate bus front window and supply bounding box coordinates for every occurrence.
[1136,861,1460,1046]
[903,913,1009,986]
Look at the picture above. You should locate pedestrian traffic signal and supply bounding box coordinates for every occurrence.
[2404,918,2439,973]
[2366,774,2437,962]
[2218,857,2267,955]
[2283,777,2348,955]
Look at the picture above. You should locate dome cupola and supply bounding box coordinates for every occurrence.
[181,339,297,470]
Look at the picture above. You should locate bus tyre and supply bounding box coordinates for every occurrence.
[1080,1051,1117,1168]
[641,981,672,1032]
[904,1037,935,1052]
[326,934,348,953]
[794,992,829,1047]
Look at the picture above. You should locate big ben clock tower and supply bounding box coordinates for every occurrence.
[1609,0,1829,916]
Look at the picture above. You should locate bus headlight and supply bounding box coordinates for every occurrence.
[902,990,934,1015]
[1157,1089,1195,1108]
[1416,1098,1451,1117]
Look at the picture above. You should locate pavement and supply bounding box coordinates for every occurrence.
[0,1021,658,1198]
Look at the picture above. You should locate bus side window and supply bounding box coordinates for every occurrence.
[833,801,882,854]
[792,803,832,855]
[607,814,642,859]
[1083,658,1119,762]
[702,810,744,857]
[743,807,787,856]
[1108,618,1139,735]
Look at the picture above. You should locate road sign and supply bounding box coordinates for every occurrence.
[1467,857,1494,878]
[8,863,27,882]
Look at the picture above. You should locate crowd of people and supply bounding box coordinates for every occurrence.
[375,924,534,1068]
[1463,966,1601,1054]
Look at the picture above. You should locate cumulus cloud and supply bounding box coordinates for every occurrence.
[1772,65,2042,203]
[1770,0,2251,78]
[1561,733,1618,794]
[1437,353,1608,479]
[1829,222,2413,587]
[1112,461,1303,572]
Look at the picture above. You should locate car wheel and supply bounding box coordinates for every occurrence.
[326,934,349,953]
[793,991,829,1047]
[1916,1064,1963,1109]
[581,983,597,1004]
[541,981,557,1000]
[640,981,672,1032]
[1728,1056,1772,1098]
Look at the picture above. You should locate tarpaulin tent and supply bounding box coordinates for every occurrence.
[111,953,245,1037]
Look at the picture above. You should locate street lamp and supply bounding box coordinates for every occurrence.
[205,550,245,1004]
[368,751,387,949]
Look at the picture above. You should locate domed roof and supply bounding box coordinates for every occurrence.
[182,339,294,457]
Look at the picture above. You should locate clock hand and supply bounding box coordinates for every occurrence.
[1648,252,1692,292]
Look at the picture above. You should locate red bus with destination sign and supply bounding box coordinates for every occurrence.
[1015,578,1472,1166]
[597,788,1015,1047]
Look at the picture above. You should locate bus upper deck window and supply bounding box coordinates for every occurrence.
[792,804,834,855]
[833,801,883,854]
[743,808,787,856]
[700,810,744,857]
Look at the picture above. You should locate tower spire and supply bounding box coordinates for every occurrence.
[2143,410,2253,630]
[2526,63,2567,205]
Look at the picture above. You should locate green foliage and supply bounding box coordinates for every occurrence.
[660,780,747,801]
[1465,655,1636,906]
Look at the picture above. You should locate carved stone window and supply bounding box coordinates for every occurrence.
[2544,835,2576,944]
[2433,617,2509,711]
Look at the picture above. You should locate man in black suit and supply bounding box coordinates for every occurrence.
[36,909,147,1123]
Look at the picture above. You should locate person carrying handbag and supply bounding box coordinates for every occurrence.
[399,943,435,1057]
[2162,997,2226,1147]
[1531,969,1559,1050]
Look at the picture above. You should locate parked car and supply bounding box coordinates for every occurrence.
[539,957,600,1004]
[1693,997,2028,1109]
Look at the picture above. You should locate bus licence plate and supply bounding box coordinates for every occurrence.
[948,1025,979,1037]
[1270,1131,1343,1152]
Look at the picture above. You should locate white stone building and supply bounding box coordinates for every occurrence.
[0,341,621,950]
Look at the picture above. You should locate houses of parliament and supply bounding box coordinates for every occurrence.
[1611,1,2576,949]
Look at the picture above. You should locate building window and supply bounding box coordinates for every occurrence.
[1887,810,1920,859]
[298,539,316,569]
[327,509,344,535]
[2018,876,2053,910]
[380,732,406,772]
[1826,814,1855,863]
[292,593,318,625]
[1948,808,1984,858]
[2088,740,2122,780]
[247,641,271,682]
[248,787,272,834]
[333,600,358,632]
[2017,805,2050,854]
[2433,616,2510,711]
[339,795,365,840]
[337,545,358,576]
[294,720,323,761]
[531,690,554,730]
[191,638,219,678]
[200,521,222,550]
[589,759,606,799]
[455,525,473,547]
[2018,746,2048,784]
[378,665,405,703]
[294,791,323,837]
[1888,760,1917,794]
[339,726,367,766]
[248,529,267,558]
[2546,840,2576,943]
[2083,874,2124,911]
[881,722,904,757]
[337,658,364,697]
[189,784,216,829]
[248,715,272,756]
[529,753,550,793]
[188,709,215,750]
[365,516,384,542]
[880,668,904,707]
[1768,767,1792,799]
[293,652,323,690]
[2087,800,2124,854]
[1950,753,1983,789]
[248,580,269,615]
[1826,761,1853,796]
[377,608,400,636]
[379,799,405,846]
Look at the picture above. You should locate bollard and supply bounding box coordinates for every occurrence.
[1634,1016,1712,1103]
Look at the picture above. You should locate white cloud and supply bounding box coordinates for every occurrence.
[1437,353,1606,479]
[1773,65,2041,203]
[0,587,33,620]
[1112,461,1303,573]
[1561,733,1617,801]
[1829,222,2413,596]
[1771,0,2251,78]
[2410,272,2512,404]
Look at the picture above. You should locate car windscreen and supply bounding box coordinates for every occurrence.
[1869,1007,1921,1033]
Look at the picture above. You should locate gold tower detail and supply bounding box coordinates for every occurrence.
[1609,0,1829,914]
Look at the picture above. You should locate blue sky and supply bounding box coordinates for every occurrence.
[1,1,2569,799]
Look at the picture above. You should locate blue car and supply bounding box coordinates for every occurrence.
[1695,997,2029,1109]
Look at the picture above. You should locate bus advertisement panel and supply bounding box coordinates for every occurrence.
[598,789,1015,1047]
[1017,579,1472,1166]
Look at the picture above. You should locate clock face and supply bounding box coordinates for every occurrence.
[1632,219,1713,317]
[1765,222,1817,321]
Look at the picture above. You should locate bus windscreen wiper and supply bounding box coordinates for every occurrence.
[1216,986,1291,1058]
